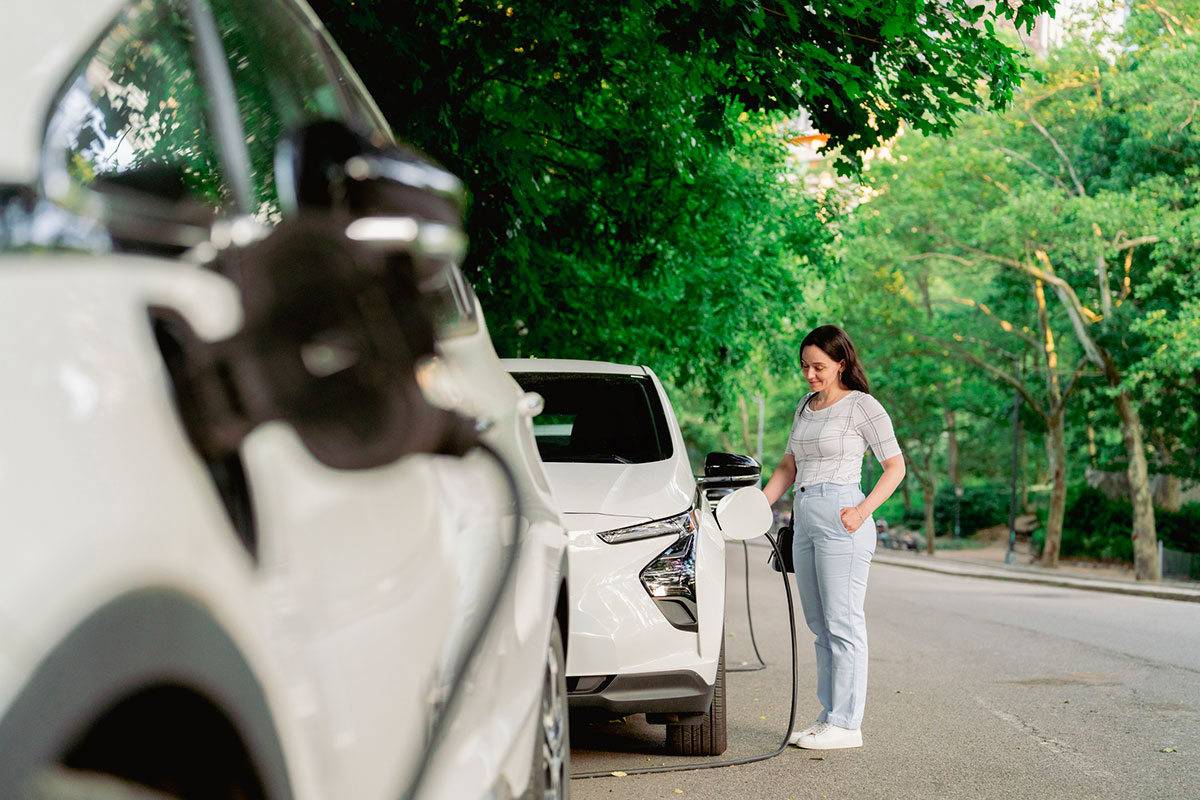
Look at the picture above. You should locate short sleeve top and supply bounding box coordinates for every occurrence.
[786,391,902,488]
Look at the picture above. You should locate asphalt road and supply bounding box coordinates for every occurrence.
[569,540,1200,800]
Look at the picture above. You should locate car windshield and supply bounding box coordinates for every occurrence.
[510,372,673,464]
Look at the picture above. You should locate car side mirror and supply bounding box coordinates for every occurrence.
[714,486,773,541]
[697,452,762,490]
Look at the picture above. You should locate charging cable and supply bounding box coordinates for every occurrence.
[727,540,769,673]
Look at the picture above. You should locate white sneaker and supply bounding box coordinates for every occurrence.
[788,720,823,746]
[794,721,863,750]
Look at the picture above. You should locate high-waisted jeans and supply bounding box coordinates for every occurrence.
[792,482,874,730]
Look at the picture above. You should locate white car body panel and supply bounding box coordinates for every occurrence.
[1,0,127,186]
[0,257,566,800]
[503,359,727,693]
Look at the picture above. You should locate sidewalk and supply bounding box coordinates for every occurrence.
[872,540,1200,603]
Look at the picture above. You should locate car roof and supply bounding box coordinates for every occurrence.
[1,0,126,186]
[501,358,649,377]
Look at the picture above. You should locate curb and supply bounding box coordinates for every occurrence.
[872,552,1200,603]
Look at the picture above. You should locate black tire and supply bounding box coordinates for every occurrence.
[525,620,570,800]
[665,643,726,756]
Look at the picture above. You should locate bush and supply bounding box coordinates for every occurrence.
[899,506,927,528]
[933,483,1012,537]
[1058,486,1200,563]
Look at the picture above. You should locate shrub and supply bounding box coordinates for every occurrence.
[1058,486,1200,563]
[933,483,1012,537]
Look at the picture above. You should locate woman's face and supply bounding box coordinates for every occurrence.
[801,345,844,393]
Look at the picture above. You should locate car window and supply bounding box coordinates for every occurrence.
[43,0,229,213]
[509,373,673,464]
[209,0,347,220]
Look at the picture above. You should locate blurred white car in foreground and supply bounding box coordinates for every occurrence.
[505,359,771,756]
[0,1,569,799]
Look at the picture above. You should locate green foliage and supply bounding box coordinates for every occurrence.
[838,11,1200,571]
[933,483,1014,537]
[310,0,1056,422]
[1057,485,1200,563]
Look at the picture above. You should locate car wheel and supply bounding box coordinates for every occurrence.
[665,642,726,756]
[527,620,570,800]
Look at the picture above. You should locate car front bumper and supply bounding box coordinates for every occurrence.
[565,669,714,715]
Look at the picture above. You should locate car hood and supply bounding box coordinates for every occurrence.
[541,459,694,523]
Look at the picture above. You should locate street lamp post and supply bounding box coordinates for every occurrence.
[753,394,765,472]
[1006,384,1021,565]
[953,483,963,539]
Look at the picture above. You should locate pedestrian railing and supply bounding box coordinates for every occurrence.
[1160,543,1200,581]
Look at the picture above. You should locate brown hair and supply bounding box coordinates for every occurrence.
[800,325,870,394]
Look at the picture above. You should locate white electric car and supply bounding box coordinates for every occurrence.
[0,2,570,799]
[504,359,771,756]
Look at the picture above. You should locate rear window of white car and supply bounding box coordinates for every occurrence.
[510,373,673,464]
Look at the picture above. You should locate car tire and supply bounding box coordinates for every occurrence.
[526,619,570,800]
[665,642,726,756]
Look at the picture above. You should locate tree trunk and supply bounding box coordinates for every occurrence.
[1156,474,1182,512]
[902,477,912,512]
[1114,389,1159,581]
[1041,414,1066,568]
[923,483,936,554]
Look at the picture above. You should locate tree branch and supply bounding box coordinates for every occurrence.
[999,146,1068,192]
[1057,357,1090,412]
[1026,112,1086,196]
[1112,234,1160,251]
[936,296,1040,348]
[911,333,1046,419]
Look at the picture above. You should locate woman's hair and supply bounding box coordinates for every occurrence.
[800,324,870,394]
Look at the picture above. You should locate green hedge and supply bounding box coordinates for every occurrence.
[1056,486,1200,563]
[933,483,1012,537]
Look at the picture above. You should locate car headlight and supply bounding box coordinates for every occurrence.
[639,530,696,601]
[638,515,699,632]
[597,509,697,544]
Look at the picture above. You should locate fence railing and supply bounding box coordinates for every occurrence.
[1160,542,1200,581]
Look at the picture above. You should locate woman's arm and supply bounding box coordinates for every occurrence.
[840,454,905,533]
[762,453,797,506]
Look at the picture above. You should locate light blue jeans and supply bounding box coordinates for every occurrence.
[792,483,874,730]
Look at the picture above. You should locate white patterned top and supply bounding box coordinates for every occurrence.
[786,390,902,488]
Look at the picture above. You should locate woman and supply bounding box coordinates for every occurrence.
[762,325,905,750]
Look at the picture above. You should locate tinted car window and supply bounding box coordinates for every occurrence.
[43,0,227,211]
[210,0,346,219]
[510,373,673,464]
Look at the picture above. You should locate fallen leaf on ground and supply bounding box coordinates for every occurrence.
[611,771,627,777]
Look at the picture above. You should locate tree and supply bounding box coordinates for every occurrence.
[309,0,1054,408]
[840,9,1200,579]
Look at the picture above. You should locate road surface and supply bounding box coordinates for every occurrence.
[569,540,1200,799]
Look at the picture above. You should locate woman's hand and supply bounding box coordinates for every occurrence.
[839,506,867,533]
